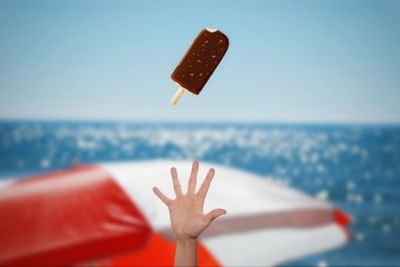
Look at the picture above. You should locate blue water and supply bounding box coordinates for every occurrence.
[1,120,399,266]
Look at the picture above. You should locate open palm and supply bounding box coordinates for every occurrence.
[153,161,227,241]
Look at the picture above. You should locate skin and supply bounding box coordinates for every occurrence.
[153,160,227,267]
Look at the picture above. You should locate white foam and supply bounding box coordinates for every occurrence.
[355,232,365,242]
[317,260,329,267]
[346,181,355,190]
[315,190,329,201]
[373,193,383,204]
[382,224,391,233]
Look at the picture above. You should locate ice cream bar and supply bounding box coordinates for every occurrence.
[170,28,229,105]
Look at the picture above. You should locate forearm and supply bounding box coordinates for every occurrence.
[174,238,198,267]
[154,162,225,267]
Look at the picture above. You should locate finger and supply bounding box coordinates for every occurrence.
[152,186,172,206]
[197,168,215,199]
[171,167,183,197]
[205,208,227,222]
[187,160,199,194]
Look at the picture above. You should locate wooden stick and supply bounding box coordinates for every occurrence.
[170,87,185,105]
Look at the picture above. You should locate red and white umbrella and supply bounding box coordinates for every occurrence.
[0,161,351,266]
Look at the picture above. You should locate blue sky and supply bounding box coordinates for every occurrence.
[0,0,399,123]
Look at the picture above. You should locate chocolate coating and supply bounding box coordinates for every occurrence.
[171,29,229,95]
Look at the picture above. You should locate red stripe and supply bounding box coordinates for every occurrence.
[0,165,152,266]
[334,207,352,240]
[158,207,335,240]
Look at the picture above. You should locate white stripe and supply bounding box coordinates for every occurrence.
[103,160,332,230]
[202,223,347,266]
[0,179,16,189]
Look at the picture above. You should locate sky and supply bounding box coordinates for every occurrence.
[0,0,399,123]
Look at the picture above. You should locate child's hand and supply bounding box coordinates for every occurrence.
[153,160,227,241]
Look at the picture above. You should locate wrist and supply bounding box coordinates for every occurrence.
[176,238,197,248]
[177,237,198,243]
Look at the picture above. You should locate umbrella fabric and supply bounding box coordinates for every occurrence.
[103,161,351,266]
[0,165,151,266]
[0,161,350,266]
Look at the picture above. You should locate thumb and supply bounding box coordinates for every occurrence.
[205,208,227,222]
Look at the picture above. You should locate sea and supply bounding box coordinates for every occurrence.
[0,120,399,266]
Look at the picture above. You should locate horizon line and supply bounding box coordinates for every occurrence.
[0,117,399,126]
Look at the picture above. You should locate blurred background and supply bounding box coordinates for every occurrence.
[1,0,399,266]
